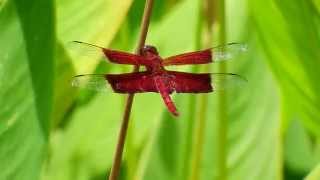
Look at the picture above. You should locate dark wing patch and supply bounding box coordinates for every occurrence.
[167,71,213,93]
[106,72,158,93]
[167,71,247,93]
[162,49,212,66]
[162,43,247,66]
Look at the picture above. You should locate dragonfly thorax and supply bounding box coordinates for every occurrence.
[141,45,158,56]
[141,45,165,73]
[145,57,165,73]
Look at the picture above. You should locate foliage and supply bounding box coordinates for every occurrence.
[0,0,319,180]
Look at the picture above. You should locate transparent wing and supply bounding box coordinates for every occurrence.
[210,73,247,91]
[68,41,151,66]
[68,41,105,58]
[212,43,248,62]
[71,74,112,92]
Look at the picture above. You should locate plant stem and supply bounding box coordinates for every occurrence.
[216,0,227,179]
[189,0,214,179]
[108,1,154,180]
[189,96,207,180]
[180,1,202,180]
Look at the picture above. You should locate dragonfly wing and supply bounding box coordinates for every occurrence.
[162,43,247,66]
[68,41,103,57]
[72,72,159,93]
[69,41,151,66]
[167,71,247,93]
[162,49,212,66]
[106,72,158,93]
[209,73,247,91]
[212,43,247,62]
[71,74,112,92]
[166,71,213,93]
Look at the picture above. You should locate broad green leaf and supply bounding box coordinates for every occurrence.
[0,0,6,10]
[312,0,320,13]
[52,42,76,127]
[305,164,320,180]
[284,120,318,174]
[0,0,54,179]
[43,93,123,180]
[52,0,133,127]
[250,0,320,136]
[57,0,133,74]
[251,0,320,178]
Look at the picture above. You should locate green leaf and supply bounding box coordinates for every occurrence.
[284,120,318,174]
[250,0,320,136]
[52,42,76,127]
[0,0,55,179]
[44,93,123,180]
[57,0,134,74]
[305,164,320,180]
[52,0,133,126]
[44,1,140,179]
[251,0,320,178]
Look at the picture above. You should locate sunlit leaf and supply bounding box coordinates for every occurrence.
[57,0,133,74]
[51,0,134,126]
[284,120,318,176]
[44,93,122,180]
[0,0,55,179]
[305,164,320,180]
[250,0,320,136]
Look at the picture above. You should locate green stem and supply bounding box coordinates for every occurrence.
[217,91,227,180]
[181,95,196,179]
[216,0,228,179]
[190,95,208,180]
[181,1,202,179]
[126,116,137,180]
[189,0,214,179]
[108,1,154,180]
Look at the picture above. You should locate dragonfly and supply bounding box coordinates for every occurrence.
[71,41,247,117]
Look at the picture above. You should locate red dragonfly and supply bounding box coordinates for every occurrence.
[71,41,247,116]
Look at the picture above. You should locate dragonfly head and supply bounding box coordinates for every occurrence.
[141,45,158,56]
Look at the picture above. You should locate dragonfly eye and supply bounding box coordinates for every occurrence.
[141,45,158,55]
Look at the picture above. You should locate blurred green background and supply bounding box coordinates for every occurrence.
[1,0,320,179]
